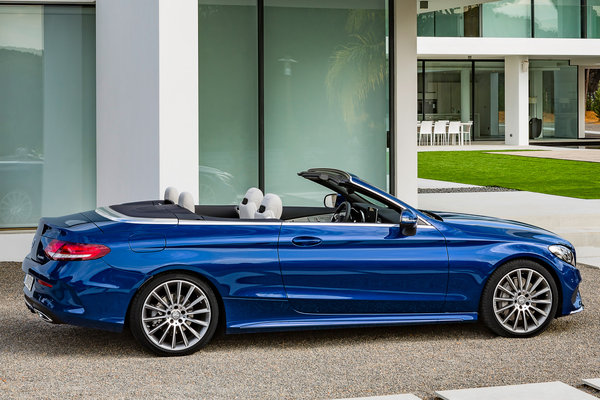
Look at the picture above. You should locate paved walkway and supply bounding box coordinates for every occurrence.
[417,144,551,152]
[335,380,600,400]
[497,149,600,163]
[418,179,600,267]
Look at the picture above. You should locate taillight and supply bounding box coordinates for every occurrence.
[44,240,110,261]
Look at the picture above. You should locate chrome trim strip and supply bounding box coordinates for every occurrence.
[179,219,281,226]
[95,206,178,225]
[282,222,396,228]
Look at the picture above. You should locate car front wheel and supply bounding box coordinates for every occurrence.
[480,260,558,338]
[130,273,219,356]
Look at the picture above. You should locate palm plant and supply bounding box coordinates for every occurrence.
[326,9,387,122]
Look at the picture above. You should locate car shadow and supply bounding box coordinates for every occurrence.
[1,312,495,357]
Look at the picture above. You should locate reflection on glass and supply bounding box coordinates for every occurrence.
[198,1,258,204]
[422,61,472,123]
[417,12,434,36]
[264,0,389,205]
[417,6,479,37]
[474,62,505,140]
[529,60,578,139]
[434,8,463,37]
[534,0,580,38]
[482,0,531,38]
[0,5,96,228]
[587,0,600,38]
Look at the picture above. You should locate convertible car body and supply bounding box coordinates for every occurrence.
[23,168,583,355]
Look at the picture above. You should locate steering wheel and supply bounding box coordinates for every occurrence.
[331,201,352,223]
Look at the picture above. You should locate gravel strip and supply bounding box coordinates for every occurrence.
[419,186,518,194]
[1,262,598,400]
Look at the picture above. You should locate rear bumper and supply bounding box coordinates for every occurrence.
[21,256,139,333]
[24,294,63,324]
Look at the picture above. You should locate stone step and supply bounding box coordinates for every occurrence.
[436,381,597,400]
[582,378,600,390]
[334,395,421,400]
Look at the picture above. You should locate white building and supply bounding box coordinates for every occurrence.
[0,0,598,260]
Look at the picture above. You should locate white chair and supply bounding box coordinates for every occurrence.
[461,121,473,145]
[433,121,447,145]
[254,193,283,219]
[418,121,433,145]
[448,121,461,145]
[163,187,178,204]
[237,187,263,219]
[178,192,195,213]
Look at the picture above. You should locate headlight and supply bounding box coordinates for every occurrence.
[549,244,575,266]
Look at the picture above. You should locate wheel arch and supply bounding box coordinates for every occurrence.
[482,254,563,318]
[123,267,227,333]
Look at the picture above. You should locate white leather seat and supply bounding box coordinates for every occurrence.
[254,193,282,219]
[237,187,263,219]
[178,192,195,212]
[164,186,178,204]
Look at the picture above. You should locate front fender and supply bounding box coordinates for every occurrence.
[444,240,579,314]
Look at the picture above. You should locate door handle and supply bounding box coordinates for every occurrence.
[292,236,322,247]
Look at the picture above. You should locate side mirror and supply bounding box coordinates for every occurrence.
[324,193,338,208]
[400,209,418,236]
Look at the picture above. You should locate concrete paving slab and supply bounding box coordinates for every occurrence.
[435,381,597,400]
[334,395,421,400]
[417,144,551,152]
[493,149,600,163]
[418,188,600,267]
[583,378,600,390]
[418,178,481,189]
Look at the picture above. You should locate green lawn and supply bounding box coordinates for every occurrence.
[418,151,600,199]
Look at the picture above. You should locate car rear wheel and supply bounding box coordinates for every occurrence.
[130,273,219,356]
[480,260,558,338]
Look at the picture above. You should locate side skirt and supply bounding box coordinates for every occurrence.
[226,312,478,333]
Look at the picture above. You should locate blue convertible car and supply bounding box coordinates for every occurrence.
[23,168,583,356]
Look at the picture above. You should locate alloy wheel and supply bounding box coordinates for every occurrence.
[492,268,553,334]
[141,280,212,351]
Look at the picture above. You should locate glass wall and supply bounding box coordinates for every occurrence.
[534,0,580,38]
[529,60,578,139]
[588,0,600,38]
[419,1,600,38]
[417,60,505,141]
[422,61,472,122]
[0,5,95,228]
[198,1,258,204]
[417,6,479,37]
[481,0,531,37]
[263,0,389,205]
[474,62,505,140]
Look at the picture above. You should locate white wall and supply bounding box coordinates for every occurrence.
[96,0,199,207]
[505,56,529,146]
[96,0,160,205]
[394,0,418,206]
[158,1,199,200]
[418,37,600,58]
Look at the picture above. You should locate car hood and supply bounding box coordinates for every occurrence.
[431,211,573,248]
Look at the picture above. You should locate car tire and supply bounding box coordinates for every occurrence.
[129,273,219,356]
[480,259,558,338]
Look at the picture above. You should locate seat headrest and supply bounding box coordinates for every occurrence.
[237,187,263,219]
[178,192,195,213]
[164,186,178,204]
[254,193,282,219]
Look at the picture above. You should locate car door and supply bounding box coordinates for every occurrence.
[278,221,448,314]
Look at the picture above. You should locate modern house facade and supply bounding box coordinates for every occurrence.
[0,0,597,260]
